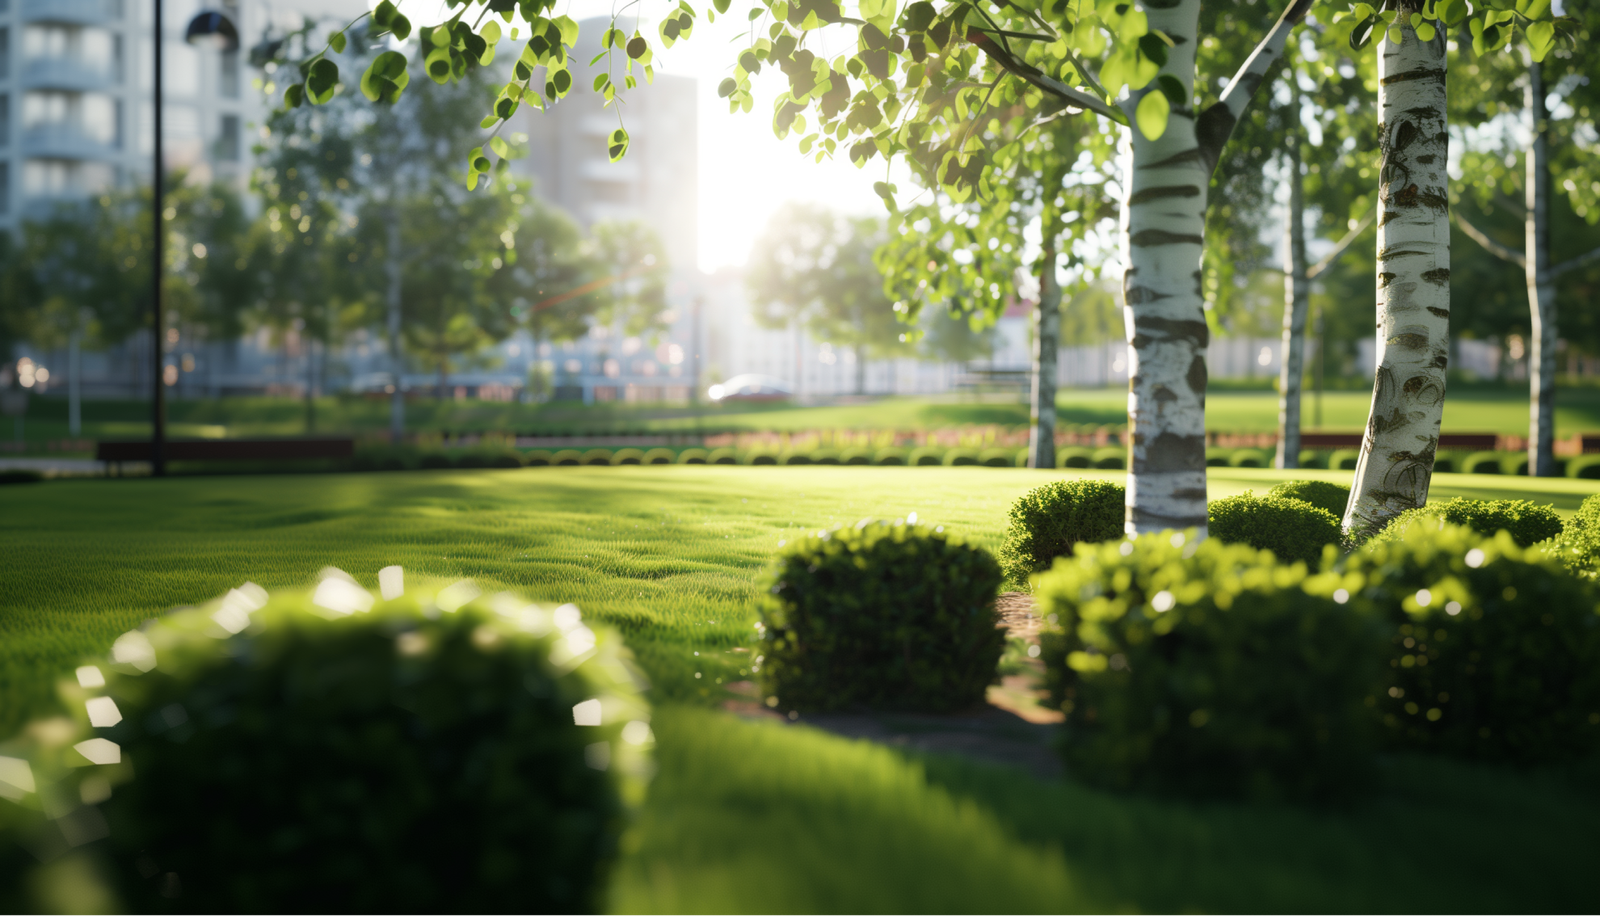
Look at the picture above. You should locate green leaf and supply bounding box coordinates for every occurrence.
[482,20,501,45]
[627,35,649,59]
[714,0,732,12]
[608,127,630,162]
[1415,20,1436,41]
[1135,89,1169,141]
[481,114,500,128]
[305,58,339,104]
[594,72,610,91]
[284,83,305,108]
[360,51,408,102]
[329,30,347,54]
[374,0,397,27]
[1138,32,1168,67]
[391,13,411,42]
[490,136,509,158]
[431,25,451,47]
[718,77,737,98]
[553,15,579,46]
[1156,73,1186,107]
[1526,19,1555,60]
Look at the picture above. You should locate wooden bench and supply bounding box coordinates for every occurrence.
[96,439,355,474]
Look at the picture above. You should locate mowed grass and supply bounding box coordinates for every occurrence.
[20,384,1600,444]
[4,466,1600,912]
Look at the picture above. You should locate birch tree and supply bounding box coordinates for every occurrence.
[1451,11,1600,477]
[1328,0,1571,536]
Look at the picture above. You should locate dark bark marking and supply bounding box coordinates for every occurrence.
[1128,184,1202,205]
[1378,247,1428,260]
[1391,121,1421,156]
[1379,272,1397,288]
[1426,306,1449,318]
[1387,331,1430,350]
[1172,487,1208,501]
[1186,354,1208,397]
[1133,316,1209,348]
[1421,267,1450,285]
[1380,209,1403,226]
[1402,374,1444,404]
[1141,147,1206,170]
[1134,432,1206,473]
[1130,229,1204,247]
[1124,285,1171,305]
[1130,507,1209,529]
[1417,154,1437,164]
[1430,352,1449,369]
[1153,385,1178,402]
[1380,67,1447,86]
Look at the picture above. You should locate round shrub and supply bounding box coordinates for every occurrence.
[942,448,979,467]
[1330,521,1600,763]
[1296,450,1325,469]
[642,448,675,465]
[810,448,841,465]
[1266,479,1351,518]
[380,456,409,471]
[1432,451,1459,474]
[581,448,614,466]
[1227,449,1268,468]
[1205,448,1232,468]
[841,448,873,466]
[524,449,553,467]
[1373,497,1562,548]
[1207,493,1342,566]
[997,479,1125,586]
[874,447,907,466]
[419,453,454,470]
[706,447,739,465]
[455,452,490,469]
[1329,448,1361,471]
[1463,451,1504,475]
[612,448,644,465]
[676,448,708,465]
[0,469,42,485]
[757,520,1004,713]
[28,577,650,912]
[1091,447,1125,470]
[489,452,523,468]
[1552,493,1600,579]
[780,450,812,465]
[978,447,1014,468]
[909,447,942,466]
[552,449,583,466]
[1036,535,1385,801]
[1057,447,1093,469]
[1568,456,1600,480]
[747,452,778,465]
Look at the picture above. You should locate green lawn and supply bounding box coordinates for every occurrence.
[14,384,1600,448]
[4,466,1598,911]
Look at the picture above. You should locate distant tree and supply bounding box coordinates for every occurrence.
[748,204,907,395]
[918,306,994,365]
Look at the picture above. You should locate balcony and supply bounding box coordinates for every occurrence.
[22,0,123,26]
[23,57,117,93]
[21,124,120,161]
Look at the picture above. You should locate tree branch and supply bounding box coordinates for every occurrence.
[1552,244,1600,278]
[966,29,1125,122]
[1453,212,1526,268]
[1196,0,1314,174]
[1306,206,1376,279]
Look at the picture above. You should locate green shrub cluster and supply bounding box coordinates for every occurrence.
[1207,493,1342,566]
[4,578,649,911]
[1036,535,1384,801]
[1373,497,1562,548]
[1329,521,1600,762]
[757,520,1004,713]
[997,479,1125,586]
[1266,479,1351,518]
[1550,493,1600,579]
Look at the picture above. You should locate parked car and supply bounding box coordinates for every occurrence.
[707,374,793,402]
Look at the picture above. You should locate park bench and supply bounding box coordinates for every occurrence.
[95,438,355,475]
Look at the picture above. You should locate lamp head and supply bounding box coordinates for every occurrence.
[185,11,240,52]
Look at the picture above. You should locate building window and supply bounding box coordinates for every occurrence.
[0,163,8,215]
[0,28,9,81]
[0,95,8,147]
[220,49,239,98]
[217,113,239,161]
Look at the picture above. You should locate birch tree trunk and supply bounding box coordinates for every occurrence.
[1343,16,1450,538]
[1029,240,1061,469]
[68,330,82,437]
[1525,59,1556,477]
[1276,120,1310,470]
[1122,0,1209,534]
[387,211,405,443]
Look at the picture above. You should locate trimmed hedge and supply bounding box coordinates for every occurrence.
[1463,451,1503,475]
[1057,447,1093,469]
[581,448,614,466]
[757,520,1004,713]
[841,448,874,466]
[676,448,709,465]
[1568,456,1600,480]
[10,577,649,911]
[943,448,979,467]
[780,450,812,465]
[747,452,779,465]
[978,447,1014,468]
[810,448,842,465]
[419,453,454,469]
[1037,535,1384,801]
[0,469,42,485]
[1207,493,1342,566]
[1266,479,1351,518]
[997,479,1126,587]
[1549,493,1600,579]
[1329,521,1600,763]
[1227,449,1269,468]
[612,447,645,465]
[1296,450,1325,470]
[1091,447,1126,470]
[1373,497,1562,548]
[552,449,583,466]
[707,447,739,465]
[874,447,908,466]
[642,448,675,465]
[909,447,943,466]
[524,449,553,467]
[1329,448,1361,471]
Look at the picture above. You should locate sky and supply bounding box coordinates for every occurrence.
[388,1,904,275]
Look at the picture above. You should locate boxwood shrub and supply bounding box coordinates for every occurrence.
[419,452,454,469]
[706,447,739,465]
[1329,448,1361,471]
[943,448,979,467]
[1551,493,1600,579]
[1207,493,1342,566]
[1296,450,1325,469]
[780,450,812,465]
[1373,497,1562,548]
[581,448,614,466]
[810,448,841,465]
[1057,447,1093,469]
[1227,449,1269,468]
[552,448,583,466]
[757,520,1004,713]
[1036,535,1385,801]
[642,448,675,465]
[997,479,1125,587]
[612,447,645,465]
[1266,479,1351,518]
[676,448,709,464]
[1091,447,1125,469]
[17,577,649,912]
[874,447,908,466]
[841,447,873,465]
[978,447,1014,468]
[1463,451,1504,474]
[524,449,553,467]
[747,451,778,465]
[909,447,943,466]
[1328,521,1600,763]
[1568,456,1600,480]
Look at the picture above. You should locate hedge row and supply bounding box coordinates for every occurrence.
[354,445,1134,470]
[1207,447,1600,478]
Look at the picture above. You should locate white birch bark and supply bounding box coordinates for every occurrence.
[1029,241,1061,469]
[1343,15,1450,537]
[1276,117,1310,470]
[1525,59,1556,478]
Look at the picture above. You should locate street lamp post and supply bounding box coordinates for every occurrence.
[151,5,239,477]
